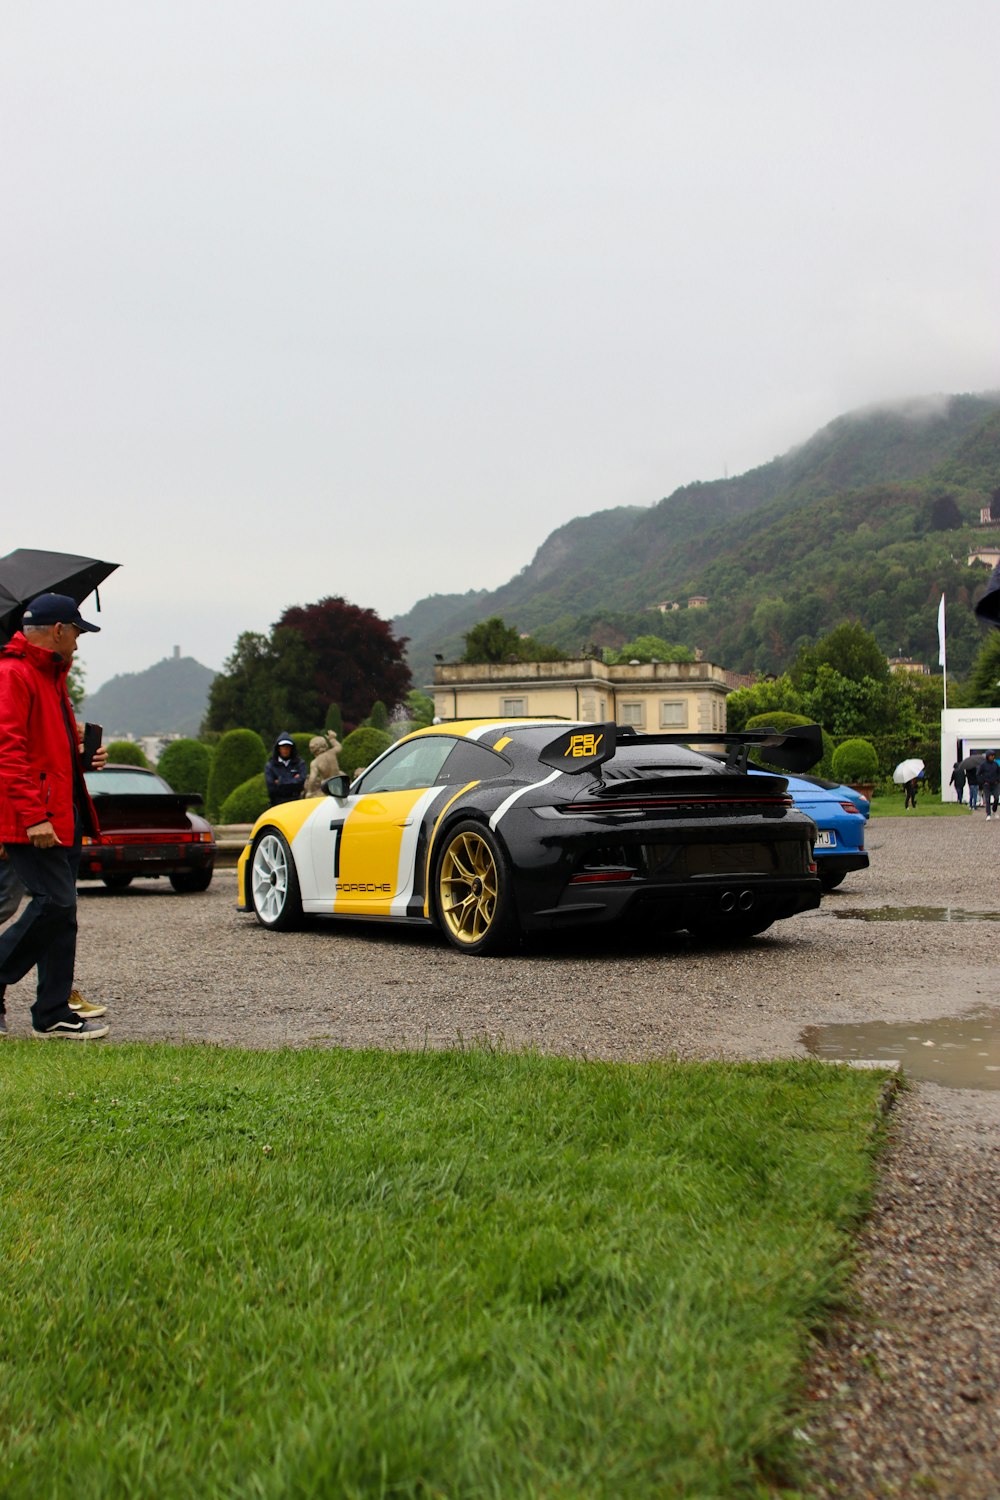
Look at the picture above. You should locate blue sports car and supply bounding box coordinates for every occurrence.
[780,774,869,891]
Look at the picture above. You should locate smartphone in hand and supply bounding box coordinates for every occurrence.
[81,722,103,771]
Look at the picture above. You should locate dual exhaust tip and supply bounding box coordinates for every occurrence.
[720,889,755,915]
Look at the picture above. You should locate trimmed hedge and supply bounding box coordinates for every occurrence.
[105,740,149,768]
[831,737,879,784]
[219,774,270,825]
[207,729,267,821]
[340,726,393,779]
[156,739,213,800]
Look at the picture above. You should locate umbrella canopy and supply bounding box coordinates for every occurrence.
[0,549,119,643]
[957,753,989,777]
[892,758,925,784]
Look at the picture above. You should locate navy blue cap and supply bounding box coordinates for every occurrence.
[22,593,101,632]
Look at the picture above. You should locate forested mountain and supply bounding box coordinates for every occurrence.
[395,393,1000,687]
[83,654,217,737]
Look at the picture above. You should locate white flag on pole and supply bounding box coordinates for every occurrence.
[937,593,946,667]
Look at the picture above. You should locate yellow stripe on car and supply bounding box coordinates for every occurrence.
[423,782,480,917]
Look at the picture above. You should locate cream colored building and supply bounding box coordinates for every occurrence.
[432,658,729,732]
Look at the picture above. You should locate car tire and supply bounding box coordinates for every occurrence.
[249,829,303,930]
[434,819,519,956]
[101,874,134,891]
[818,869,846,892]
[169,868,214,894]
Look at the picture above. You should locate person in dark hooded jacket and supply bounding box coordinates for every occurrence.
[265,734,307,805]
[976,751,1000,819]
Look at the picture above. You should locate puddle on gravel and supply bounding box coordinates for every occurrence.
[800,1008,1000,1090]
[832,905,1000,923]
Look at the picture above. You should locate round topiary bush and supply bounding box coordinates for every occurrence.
[743,713,834,777]
[340,726,393,779]
[156,738,213,801]
[219,773,270,825]
[105,740,149,768]
[206,729,267,820]
[831,737,879,785]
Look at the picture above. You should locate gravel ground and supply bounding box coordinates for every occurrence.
[3,815,999,1494]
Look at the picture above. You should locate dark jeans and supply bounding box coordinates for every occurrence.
[0,859,25,923]
[983,786,1000,815]
[0,828,81,1029]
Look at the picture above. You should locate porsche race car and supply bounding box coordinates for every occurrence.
[236,718,823,953]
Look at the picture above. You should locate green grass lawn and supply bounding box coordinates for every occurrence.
[868,793,970,816]
[0,1045,892,1499]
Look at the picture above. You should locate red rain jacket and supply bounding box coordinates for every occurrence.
[0,631,98,844]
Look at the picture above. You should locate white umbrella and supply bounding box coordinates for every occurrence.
[893,758,925,784]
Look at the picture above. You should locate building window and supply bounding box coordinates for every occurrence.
[659,700,686,728]
[620,701,644,727]
[501,697,527,716]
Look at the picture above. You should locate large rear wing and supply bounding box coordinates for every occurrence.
[539,721,823,776]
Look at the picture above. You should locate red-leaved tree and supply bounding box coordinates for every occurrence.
[278,597,411,730]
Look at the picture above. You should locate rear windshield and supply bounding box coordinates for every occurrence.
[85,770,172,796]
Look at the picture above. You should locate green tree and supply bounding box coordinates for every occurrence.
[156,739,213,801]
[207,729,267,821]
[462,616,562,663]
[105,740,149,767]
[800,664,888,739]
[965,630,1000,708]
[367,700,390,732]
[277,597,411,728]
[725,675,805,731]
[606,635,696,665]
[463,617,524,664]
[792,620,889,690]
[204,629,322,741]
[325,702,344,737]
[406,690,434,728]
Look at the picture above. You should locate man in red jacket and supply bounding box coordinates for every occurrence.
[0,593,110,1038]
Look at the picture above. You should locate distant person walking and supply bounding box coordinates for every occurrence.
[949,761,967,804]
[968,759,982,811]
[903,776,920,811]
[264,733,308,805]
[0,594,110,1038]
[977,752,1000,820]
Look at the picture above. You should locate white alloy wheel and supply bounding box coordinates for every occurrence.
[250,830,302,929]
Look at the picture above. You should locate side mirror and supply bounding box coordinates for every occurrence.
[322,774,352,799]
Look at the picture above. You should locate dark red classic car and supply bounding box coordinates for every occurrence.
[80,765,215,892]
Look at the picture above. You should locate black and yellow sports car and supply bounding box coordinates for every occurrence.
[238,717,827,954]
[237,718,823,953]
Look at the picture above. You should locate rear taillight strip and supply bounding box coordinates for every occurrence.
[561,796,793,813]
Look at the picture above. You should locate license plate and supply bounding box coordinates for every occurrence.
[814,831,835,848]
[686,843,772,875]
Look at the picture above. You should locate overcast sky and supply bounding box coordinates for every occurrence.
[3,1,998,690]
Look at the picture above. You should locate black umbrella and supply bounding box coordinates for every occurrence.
[957,754,988,777]
[974,559,1000,625]
[0,549,119,643]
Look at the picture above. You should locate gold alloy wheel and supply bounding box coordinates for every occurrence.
[438,828,500,946]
